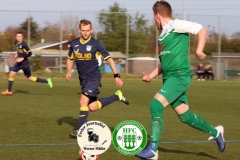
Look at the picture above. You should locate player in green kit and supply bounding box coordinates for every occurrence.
[135,1,225,159]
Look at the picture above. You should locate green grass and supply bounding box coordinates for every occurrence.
[0,79,240,160]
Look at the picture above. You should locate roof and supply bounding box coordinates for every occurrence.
[128,57,159,60]
[211,52,240,58]
[109,52,126,58]
[30,40,69,50]
[1,52,17,58]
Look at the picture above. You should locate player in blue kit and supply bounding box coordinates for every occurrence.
[1,32,53,95]
[66,19,129,138]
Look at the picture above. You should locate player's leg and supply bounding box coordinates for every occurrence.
[89,73,129,110]
[202,72,205,81]
[1,71,17,95]
[211,73,214,80]
[24,66,53,88]
[1,63,19,95]
[70,75,93,138]
[87,90,129,112]
[205,72,208,80]
[69,93,90,138]
[135,93,166,160]
[136,77,188,159]
[172,92,225,152]
[197,73,200,80]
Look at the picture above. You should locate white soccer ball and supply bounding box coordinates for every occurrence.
[79,149,100,160]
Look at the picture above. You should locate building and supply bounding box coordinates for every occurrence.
[128,57,159,75]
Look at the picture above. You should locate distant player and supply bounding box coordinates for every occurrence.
[66,19,129,138]
[135,1,225,159]
[1,32,53,95]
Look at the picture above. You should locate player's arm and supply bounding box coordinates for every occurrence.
[13,53,18,61]
[23,43,32,58]
[173,19,206,61]
[142,64,162,83]
[196,27,207,60]
[98,42,123,87]
[106,58,118,74]
[66,44,74,81]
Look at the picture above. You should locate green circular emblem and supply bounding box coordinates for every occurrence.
[112,120,147,156]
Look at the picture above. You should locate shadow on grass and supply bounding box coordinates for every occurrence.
[57,116,116,131]
[144,135,217,159]
[158,147,217,159]
[14,89,50,95]
[57,116,78,130]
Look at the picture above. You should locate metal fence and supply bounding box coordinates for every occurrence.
[0,10,240,79]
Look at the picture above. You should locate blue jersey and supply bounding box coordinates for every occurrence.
[15,40,31,65]
[68,37,111,75]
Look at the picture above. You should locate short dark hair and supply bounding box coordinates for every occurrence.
[79,19,92,29]
[16,31,23,35]
[152,0,172,18]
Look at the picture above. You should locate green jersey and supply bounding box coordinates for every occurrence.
[158,19,203,79]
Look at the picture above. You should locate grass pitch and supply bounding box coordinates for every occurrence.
[0,78,240,160]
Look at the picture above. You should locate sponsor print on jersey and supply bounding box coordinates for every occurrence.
[160,51,171,56]
[158,44,170,56]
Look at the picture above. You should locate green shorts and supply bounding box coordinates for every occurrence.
[158,76,191,109]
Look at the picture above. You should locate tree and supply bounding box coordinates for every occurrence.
[98,2,128,53]
[0,26,18,52]
[143,23,159,56]
[232,32,240,39]
[40,15,79,42]
[97,2,149,55]
[29,54,42,71]
[129,12,149,55]
[19,17,40,45]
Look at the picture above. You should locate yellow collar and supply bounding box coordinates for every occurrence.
[80,37,91,44]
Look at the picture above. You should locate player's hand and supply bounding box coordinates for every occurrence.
[16,57,24,62]
[196,52,206,61]
[66,73,72,81]
[115,77,123,87]
[142,72,152,83]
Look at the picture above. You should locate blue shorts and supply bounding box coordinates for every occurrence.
[12,62,31,78]
[79,72,101,98]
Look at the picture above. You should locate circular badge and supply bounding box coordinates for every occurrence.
[77,120,112,155]
[112,120,147,156]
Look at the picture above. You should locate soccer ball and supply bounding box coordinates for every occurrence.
[79,149,100,160]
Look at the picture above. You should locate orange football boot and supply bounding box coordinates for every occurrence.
[1,90,13,95]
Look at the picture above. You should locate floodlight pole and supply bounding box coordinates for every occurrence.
[60,12,63,73]
[27,12,31,46]
[183,0,187,20]
[217,16,222,79]
[125,14,129,74]
[94,12,98,39]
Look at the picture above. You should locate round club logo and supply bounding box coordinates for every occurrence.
[77,120,112,155]
[112,120,147,156]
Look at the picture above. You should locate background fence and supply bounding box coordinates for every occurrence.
[0,10,239,80]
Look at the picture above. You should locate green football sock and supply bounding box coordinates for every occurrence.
[150,98,165,152]
[178,109,218,137]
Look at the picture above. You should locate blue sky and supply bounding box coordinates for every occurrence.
[0,0,240,37]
